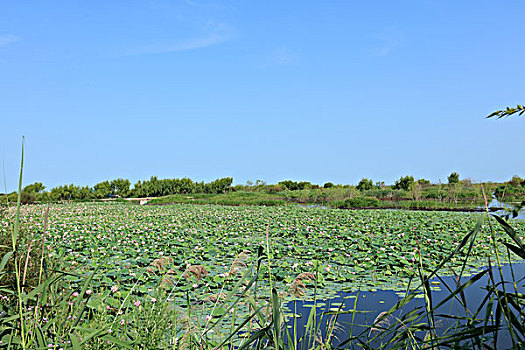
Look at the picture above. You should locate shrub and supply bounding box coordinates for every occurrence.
[342,196,380,208]
[265,184,285,194]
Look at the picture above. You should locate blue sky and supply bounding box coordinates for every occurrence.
[1,0,524,192]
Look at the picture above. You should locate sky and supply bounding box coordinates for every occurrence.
[1,0,524,192]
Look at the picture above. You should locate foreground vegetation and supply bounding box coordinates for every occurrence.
[1,200,524,348]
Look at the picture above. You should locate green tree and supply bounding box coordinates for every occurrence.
[20,191,36,204]
[417,179,431,186]
[509,175,524,187]
[297,181,312,190]
[279,180,299,191]
[205,177,233,194]
[375,181,385,188]
[356,178,373,191]
[93,180,114,199]
[394,175,415,191]
[447,172,460,184]
[323,182,335,188]
[50,184,91,201]
[111,178,131,197]
[23,182,46,193]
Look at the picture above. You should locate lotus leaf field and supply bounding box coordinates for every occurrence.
[9,203,525,295]
[3,202,525,346]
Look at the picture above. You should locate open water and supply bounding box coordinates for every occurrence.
[286,263,525,349]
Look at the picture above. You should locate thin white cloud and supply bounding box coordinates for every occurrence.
[124,33,228,56]
[0,34,19,48]
[260,47,296,67]
[373,28,403,56]
[272,47,294,65]
[375,38,398,56]
[116,20,233,57]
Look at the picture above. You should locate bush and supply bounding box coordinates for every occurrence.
[342,196,380,208]
[265,184,285,194]
[494,184,524,198]
[363,188,407,200]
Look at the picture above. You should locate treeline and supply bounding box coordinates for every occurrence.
[277,173,488,206]
[2,177,233,203]
[2,172,522,206]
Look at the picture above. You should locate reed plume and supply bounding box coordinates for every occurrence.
[182,265,209,280]
[146,256,173,274]
[289,271,316,297]
[369,311,393,336]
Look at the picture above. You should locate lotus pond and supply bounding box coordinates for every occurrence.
[3,202,524,346]
[8,203,524,297]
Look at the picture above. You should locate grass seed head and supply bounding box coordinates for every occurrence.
[182,265,208,280]
[369,311,393,336]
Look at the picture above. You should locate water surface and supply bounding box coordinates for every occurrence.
[286,262,525,349]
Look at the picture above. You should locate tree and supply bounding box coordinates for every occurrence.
[279,180,299,191]
[509,175,524,187]
[93,180,114,199]
[323,182,335,188]
[50,184,91,200]
[205,177,233,194]
[356,178,373,191]
[111,178,131,197]
[417,179,431,186]
[297,181,312,190]
[23,182,46,194]
[20,191,36,204]
[375,181,386,189]
[394,176,415,191]
[447,172,460,184]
